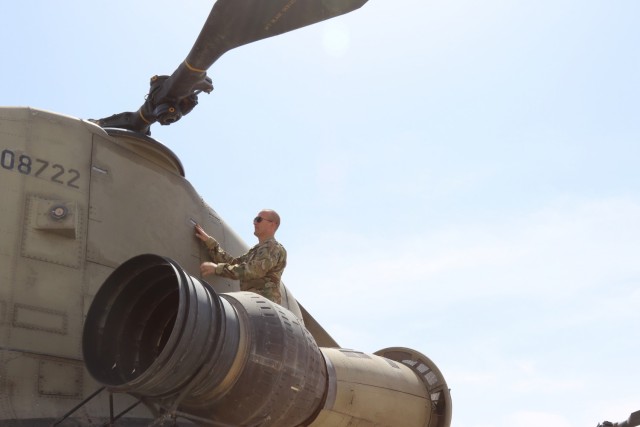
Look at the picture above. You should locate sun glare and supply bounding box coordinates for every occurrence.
[321,21,351,58]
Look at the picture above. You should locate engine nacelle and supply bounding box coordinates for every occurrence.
[311,347,451,427]
[82,254,451,426]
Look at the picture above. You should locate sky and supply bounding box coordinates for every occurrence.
[2,0,639,426]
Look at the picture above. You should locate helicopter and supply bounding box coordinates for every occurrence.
[598,410,640,427]
[0,0,452,425]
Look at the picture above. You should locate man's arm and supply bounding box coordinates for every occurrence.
[215,242,285,281]
[195,224,239,264]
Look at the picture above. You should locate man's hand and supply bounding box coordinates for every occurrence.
[195,224,211,242]
[200,262,217,276]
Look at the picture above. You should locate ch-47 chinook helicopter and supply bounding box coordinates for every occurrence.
[0,0,452,425]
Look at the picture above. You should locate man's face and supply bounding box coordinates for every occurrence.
[253,211,275,238]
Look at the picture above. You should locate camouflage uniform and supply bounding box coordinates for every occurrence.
[203,236,287,304]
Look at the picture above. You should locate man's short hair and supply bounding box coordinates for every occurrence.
[263,209,281,229]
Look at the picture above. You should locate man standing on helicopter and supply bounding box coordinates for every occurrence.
[194,209,287,305]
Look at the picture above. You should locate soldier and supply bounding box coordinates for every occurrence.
[195,209,287,305]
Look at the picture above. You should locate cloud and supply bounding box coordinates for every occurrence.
[506,411,573,427]
[285,195,640,406]
[447,370,497,386]
[510,373,585,394]
[290,195,640,307]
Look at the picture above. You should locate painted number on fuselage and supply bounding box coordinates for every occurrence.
[1,149,80,189]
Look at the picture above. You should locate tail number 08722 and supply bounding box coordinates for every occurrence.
[1,149,80,189]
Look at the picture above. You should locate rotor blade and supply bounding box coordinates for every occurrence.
[92,0,369,134]
[186,0,369,70]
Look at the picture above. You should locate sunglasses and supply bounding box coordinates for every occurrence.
[254,216,274,223]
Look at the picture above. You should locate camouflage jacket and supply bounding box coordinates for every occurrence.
[204,236,287,304]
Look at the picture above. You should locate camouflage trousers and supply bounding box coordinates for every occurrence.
[242,280,282,305]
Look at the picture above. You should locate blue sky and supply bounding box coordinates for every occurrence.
[3,1,639,426]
